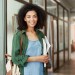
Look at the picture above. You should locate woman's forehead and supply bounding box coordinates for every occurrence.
[26,10,37,15]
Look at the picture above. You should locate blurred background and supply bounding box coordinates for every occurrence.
[1,0,75,75]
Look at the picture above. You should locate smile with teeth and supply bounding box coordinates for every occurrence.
[29,22,36,24]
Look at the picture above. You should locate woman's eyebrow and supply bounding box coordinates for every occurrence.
[26,14,37,16]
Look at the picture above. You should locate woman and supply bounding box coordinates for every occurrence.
[12,3,49,75]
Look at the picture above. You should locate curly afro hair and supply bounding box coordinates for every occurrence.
[17,3,47,30]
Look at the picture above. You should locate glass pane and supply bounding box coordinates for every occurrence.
[32,0,45,10]
[47,15,53,49]
[64,10,68,21]
[12,14,18,33]
[7,0,24,55]
[65,50,68,61]
[47,15,53,57]
[53,19,57,52]
[59,51,64,67]
[65,22,69,49]
[54,54,57,69]
[47,15,52,40]
[47,0,57,16]
[59,5,63,19]
[59,20,64,50]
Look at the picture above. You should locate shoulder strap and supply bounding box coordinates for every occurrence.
[20,32,23,55]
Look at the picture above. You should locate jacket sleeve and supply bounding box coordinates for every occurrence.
[11,33,29,66]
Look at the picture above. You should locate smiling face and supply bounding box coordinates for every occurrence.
[24,10,38,28]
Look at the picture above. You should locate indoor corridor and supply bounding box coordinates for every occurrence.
[48,52,75,75]
[1,0,75,75]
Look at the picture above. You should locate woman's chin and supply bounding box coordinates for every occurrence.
[30,25,36,27]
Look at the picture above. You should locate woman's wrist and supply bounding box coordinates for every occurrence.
[27,56,37,62]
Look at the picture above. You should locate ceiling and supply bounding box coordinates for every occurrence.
[21,0,75,12]
[63,0,75,20]
[62,0,75,12]
[65,0,75,9]
[47,0,75,12]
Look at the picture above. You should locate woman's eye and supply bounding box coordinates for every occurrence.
[27,16,30,18]
[33,15,37,18]
[26,15,37,18]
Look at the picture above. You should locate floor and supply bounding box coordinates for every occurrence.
[48,52,75,75]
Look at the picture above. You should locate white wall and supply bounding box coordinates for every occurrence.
[70,13,75,43]
[7,0,23,55]
[0,0,6,75]
[71,23,75,43]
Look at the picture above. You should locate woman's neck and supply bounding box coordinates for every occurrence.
[26,27,35,33]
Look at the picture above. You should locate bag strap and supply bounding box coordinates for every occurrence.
[20,33,23,55]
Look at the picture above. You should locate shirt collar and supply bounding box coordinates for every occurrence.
[20,29,39,34]
[21,30,26,34]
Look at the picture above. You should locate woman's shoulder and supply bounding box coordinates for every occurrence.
[36,29,45,38]
[13,30,22,38]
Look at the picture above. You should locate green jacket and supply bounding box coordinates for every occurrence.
[12,29,47,75]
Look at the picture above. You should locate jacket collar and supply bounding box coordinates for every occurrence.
[21,30,26,34]
[21,29,39,34]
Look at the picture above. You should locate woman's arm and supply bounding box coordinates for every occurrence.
[12,32,29,66]
[27,55,49,63]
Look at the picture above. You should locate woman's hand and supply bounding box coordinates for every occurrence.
[36,55,49,63]
[5,54,11,58]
